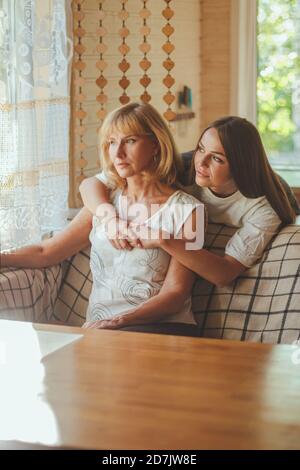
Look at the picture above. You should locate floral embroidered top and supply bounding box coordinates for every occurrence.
[87,189,203,324]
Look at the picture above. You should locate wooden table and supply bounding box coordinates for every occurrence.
[0,320,300,450]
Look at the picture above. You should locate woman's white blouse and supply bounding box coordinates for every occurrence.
[87,189,202,324]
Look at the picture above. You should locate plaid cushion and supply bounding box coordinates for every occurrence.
[51,223,300,344]
[51,249,92,326]
[0,264,62,323]
[193,223,300,344]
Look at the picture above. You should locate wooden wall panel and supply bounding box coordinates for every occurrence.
[200,0,231,130]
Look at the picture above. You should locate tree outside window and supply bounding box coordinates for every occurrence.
[257,0,300,187]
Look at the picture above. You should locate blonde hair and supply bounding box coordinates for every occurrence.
[99,102,183,190]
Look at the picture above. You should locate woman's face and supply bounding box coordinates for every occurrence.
[108,131,158,178]
[194,127,237,195]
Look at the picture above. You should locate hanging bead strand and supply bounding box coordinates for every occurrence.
[73,0,87,203]
[139,0,151,103]
[96,0,108,133]
[118,0,130,105]
[162,0,176,122]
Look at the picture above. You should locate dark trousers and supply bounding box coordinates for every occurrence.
[119,322,201,337]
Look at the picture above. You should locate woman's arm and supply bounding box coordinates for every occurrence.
[161,239,245,287]
[83,258,196,329]
[130,209,245,287]
[79,176,115,218]
[0,208,93,269]
[129,206,243,288]
[79,176,133,250]
[158,200,285,286]
[168,206,282,287]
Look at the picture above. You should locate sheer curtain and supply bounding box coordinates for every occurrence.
[230,0,257,123]
[0,0,72,252]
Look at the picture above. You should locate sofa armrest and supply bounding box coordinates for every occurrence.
[0,264,63,323]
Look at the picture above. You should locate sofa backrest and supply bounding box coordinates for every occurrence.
[52,223,300,344]
[192,223,300,344]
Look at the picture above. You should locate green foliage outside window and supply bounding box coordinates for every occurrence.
[257,0,300,154]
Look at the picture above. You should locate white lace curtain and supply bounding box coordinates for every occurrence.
[0,0,72,252]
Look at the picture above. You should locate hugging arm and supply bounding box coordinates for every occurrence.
[129,206,244,288]
[160,240,245,287]
[0,208,92,269]
[160,206,283,287]
[79,176,134,250]
[134,209,245,287]
[83,258,196,329]
[79,176,114,218]
[140,206,246,286]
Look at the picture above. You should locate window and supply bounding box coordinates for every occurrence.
[0,0,71,251]
[257,0,300,187]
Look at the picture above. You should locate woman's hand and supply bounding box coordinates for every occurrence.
[104,215,140,250]
[128,223,170,249]
[82,315,126,330]
[82,310,136,329]
[100,216,171,251]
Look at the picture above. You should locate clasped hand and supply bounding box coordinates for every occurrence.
[104,215,169,250]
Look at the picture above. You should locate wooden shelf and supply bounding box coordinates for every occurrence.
[172,111,195,122]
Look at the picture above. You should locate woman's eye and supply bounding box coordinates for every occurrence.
[212,155,223,163]
[198,146,205,153]
[126,138,136,144]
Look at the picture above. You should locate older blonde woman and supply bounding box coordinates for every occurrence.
[1,103,204,335]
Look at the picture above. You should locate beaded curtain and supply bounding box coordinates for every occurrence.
[70,0,182,207]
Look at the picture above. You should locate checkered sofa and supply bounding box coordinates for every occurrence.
[2,222,297,344]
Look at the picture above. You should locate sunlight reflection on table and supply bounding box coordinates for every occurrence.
[0,320,82,445]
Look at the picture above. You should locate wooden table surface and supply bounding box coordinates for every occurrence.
[0,320,300,450]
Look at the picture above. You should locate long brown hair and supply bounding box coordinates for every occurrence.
[192,116,296,225]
